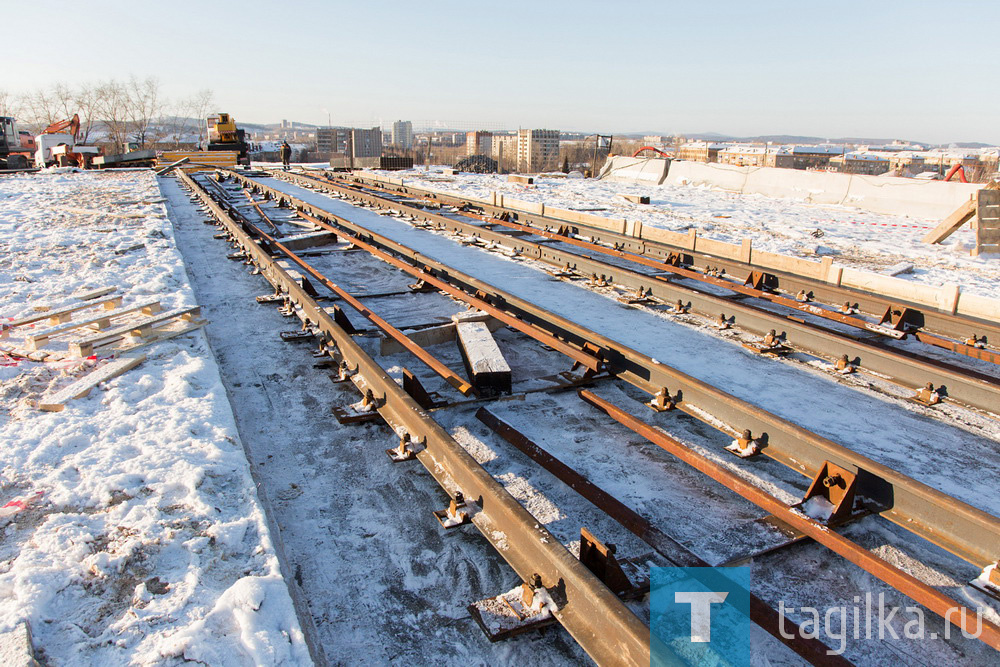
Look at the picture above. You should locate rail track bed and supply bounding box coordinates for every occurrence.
[160,167,1000,665]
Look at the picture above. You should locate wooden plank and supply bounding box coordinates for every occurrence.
[507,175,534,185]
[620,194,650,204]
[26,300,162,349]
[456,321,511,397]
[7,296,122,328]
[72,286,118,301]
[921,197,977,244]
[69,306,202,357]
[37,354,146,411]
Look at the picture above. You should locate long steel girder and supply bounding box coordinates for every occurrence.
[280,169,1000,416]
[177,171,660,667]
[232,169,999,572]
[337,170,1000,347]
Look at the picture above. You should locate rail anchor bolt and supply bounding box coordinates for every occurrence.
[386,433,418,462]
[834,354,855,374]
[725,429,761,458]
[433,492,471,529]
[914,382,941,406]
[648,388,676,412]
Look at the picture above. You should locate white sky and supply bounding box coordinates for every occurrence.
[6,0,999,144]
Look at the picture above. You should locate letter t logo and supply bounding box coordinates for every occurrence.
[675,591,729,642]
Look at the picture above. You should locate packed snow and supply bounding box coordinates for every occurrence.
[0,171,309,665]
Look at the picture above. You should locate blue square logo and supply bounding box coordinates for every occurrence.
[650,567,756,666]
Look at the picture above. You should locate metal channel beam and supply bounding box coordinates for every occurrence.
[231,170,1000,571]
[278,169,1000,415]
[178,171,659,666]
[336,170,1000,345]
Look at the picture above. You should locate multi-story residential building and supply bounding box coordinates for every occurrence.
[316,127,351,154]
[391,120,413,149]
[643,135,669,145]
[677,141,724,163]
[516,129,560,173]
[317,127,382,159]
[718,145,771,167]
[491,134,518,171]
[789,145,844,170]
[466,131,493,156]
[884,151,925,174]
[829,152,890,175]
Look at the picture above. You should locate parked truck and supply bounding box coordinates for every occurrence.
[0,116,32,170]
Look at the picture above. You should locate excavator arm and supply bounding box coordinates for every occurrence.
[42,114,80,140]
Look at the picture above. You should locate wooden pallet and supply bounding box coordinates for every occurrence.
[26,300,162,350]
[69,306,203,357]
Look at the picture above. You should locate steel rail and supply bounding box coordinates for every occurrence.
[580,389,1000,652]
[177,170,660,666]
[333,170,1000,346]
[229,169,1000,572]
[276,169,1000,415]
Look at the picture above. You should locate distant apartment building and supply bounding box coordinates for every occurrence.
[829,152,890,175]
[392,120,413,149]
[516,129,560,173]
[643,135,669,145]
[316,127,351,154]
[718,145,773,168]
[466,131,493,156]
[491,134,518,170]
[885,151,925,174]
[317,126,382,159]
[789,145,844,170]
[677,141,724,163]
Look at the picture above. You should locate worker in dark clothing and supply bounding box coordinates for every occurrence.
[280,141,292,170]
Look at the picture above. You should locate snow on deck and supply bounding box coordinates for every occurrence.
[383,169,1000,300]
[259,176,1000,516]
[0,171,309,665]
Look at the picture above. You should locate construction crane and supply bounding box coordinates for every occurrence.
[206,113,250,166]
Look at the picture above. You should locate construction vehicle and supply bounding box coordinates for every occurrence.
[34,114,101,169]
[207,113,250,166]
[0,116,33,170]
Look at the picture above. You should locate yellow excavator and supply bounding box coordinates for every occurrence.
[206,113,250,166]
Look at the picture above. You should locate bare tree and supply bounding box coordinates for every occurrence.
[73,83,101,144]
[94,80,130,153]
[186,89,214,147]
[0,90,21,118]
[166,89,214,149]
[125,76,164,148]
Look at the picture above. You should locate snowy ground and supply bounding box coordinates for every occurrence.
[381,168,1000,300]
[0,171,309,665]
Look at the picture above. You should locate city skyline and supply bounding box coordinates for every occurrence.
[6,0,999,145]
